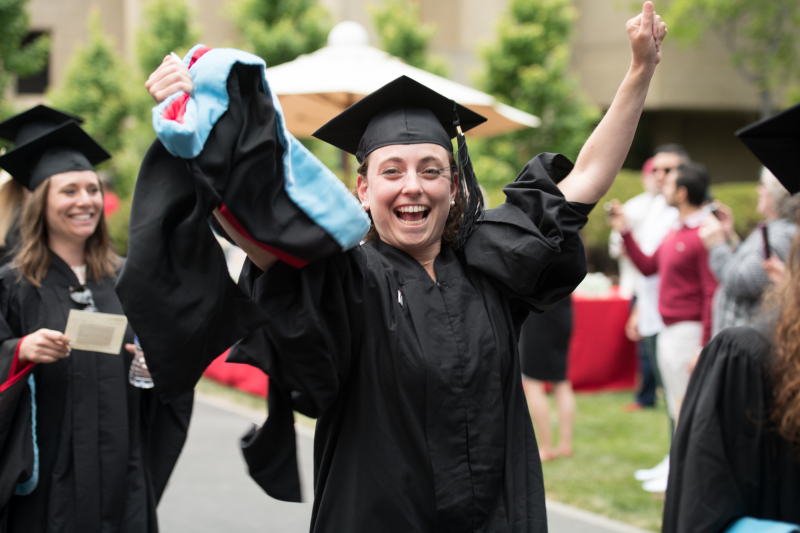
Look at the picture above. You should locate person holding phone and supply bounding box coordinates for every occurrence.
[608,162,718,439]
[699,168,800,337]
[663,104,800,533]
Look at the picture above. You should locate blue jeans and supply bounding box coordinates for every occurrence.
[635,334,660,407]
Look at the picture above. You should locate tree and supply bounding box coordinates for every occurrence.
[50,10,131,154]
[370,0,448,77]
[137,0,199,76]
[229,0,332,67]
[664,0,800,118]
[0,0,49,117]
[475,0,599,188]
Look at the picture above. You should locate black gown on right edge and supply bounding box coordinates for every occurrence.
[231,153,593,533]
[662,317,800,533]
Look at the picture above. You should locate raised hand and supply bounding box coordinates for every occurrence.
[606,199,628,232]
[763,255,787,285]
[626,1,668,71]
[145,54,193,104]
[19,328,71,364]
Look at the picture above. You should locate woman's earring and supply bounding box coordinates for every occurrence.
[362,203,369,212]
[450,200,455,206]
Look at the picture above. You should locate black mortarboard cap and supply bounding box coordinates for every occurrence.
[736,103,800,194]
[312,75,487,163]
[0,121,111,191]
[312,76,488,249]
[0,105,83,144]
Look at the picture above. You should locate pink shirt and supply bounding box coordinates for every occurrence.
[622,223,718,345]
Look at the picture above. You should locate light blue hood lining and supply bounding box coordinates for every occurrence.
[152,45,369,252]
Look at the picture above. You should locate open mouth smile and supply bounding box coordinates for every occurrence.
[68,213,94,221]
[394,205,430,227]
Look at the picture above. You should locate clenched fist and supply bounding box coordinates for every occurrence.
[145,54,194,104]
[627,1,668,71]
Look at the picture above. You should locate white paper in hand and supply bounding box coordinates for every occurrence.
[64,310,128,355]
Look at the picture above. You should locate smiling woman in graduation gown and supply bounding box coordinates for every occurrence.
[0,107,192,533]
[121,6,667,532]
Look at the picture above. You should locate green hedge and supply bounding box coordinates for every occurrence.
[107,176,757,264]
[582,174,760,252]
[710,181,760,239]
[486,172,760,274]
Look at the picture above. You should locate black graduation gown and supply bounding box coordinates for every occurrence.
[0,255,193,533]
[230,153,592,533]
[0,218,21,267]
[518,297,572,382]
[662,317,800,532]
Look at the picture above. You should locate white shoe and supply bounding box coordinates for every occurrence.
[642,472,668,493]
[634,455,669,481]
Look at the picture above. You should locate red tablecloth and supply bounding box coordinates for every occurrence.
[204,294,638,397]
[567,294,638,392]
[204,349,268,398]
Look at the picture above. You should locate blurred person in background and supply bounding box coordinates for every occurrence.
[664,102,800,533]
[0,172,27,266]
[610,155,661,411]
[609,161,718,492]
[519,297,575,462]
[99,172,121,219]
[609,145,686,415]
[609,157,656,299]
[700,168,799,337]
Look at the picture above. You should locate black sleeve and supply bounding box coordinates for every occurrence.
[139,390,194,503]
[116,65,286,403]
[0,270,23,379]
[462,153,593,312]
[662,326,773,533]
[229,251,365,419]
[0,272,34,512]
[223,253,364,503]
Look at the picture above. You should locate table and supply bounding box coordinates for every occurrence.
[204,294,639,397]
[567,294,638,392]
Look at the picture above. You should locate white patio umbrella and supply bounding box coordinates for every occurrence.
[265,21,540,140]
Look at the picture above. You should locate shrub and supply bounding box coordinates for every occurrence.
[107,196,132,257]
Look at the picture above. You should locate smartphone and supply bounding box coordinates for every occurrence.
[759,222,771,259]
[707,203,721,219]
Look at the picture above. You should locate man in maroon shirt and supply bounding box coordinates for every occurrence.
[609,162,718,426]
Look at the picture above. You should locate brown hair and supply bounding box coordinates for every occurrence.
[14,176,120,287]
[0,177,26,247]
[356,152,463,247]
[771,229,800,449]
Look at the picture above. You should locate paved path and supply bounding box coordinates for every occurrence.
[158,394,650,533]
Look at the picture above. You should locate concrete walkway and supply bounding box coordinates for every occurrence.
[158,394,650,533]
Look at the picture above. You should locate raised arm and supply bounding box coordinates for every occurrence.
[213,208,278,272]
[557,2,667,204]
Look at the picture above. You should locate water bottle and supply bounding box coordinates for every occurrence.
[128,335,154,389]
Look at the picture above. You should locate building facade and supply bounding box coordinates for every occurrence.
[15,0,774,181]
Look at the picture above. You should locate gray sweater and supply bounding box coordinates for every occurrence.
[710,217,796,336]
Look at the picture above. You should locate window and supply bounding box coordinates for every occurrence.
[16,31,50,94]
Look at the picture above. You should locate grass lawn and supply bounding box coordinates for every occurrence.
[540,391,671,532]
[197,378,669,530]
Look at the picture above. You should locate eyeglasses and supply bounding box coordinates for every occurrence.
[69,285,98,313]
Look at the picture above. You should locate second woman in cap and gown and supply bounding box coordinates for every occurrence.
[119,3,668,531]
[0,107,192,532]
